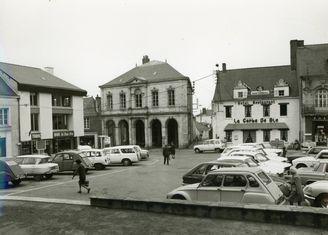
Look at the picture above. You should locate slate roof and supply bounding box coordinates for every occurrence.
[100,60,188,88]
[0,78,17,96]
[213,65,298,102]
[0,62,87,95]
[195,122,211,132]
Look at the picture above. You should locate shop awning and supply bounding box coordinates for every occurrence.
[224,123,289,131]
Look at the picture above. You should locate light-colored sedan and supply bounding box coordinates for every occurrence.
[292,150,328,169]
[14,155,59,181]
[80,149,111,170]
[238,143,283,156]
[167,167,286,205]
[194,139,226,153]
[296,159,328,185]
[303,181,328,208]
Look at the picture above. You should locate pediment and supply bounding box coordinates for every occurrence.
[126,76,147,84]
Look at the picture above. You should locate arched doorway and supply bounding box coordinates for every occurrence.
[135,120,145,147]
[118,120,129,145]
[166,118,178,147]
[106,120,115,146]
[151,119,162,147]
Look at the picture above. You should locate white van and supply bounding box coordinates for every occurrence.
[103,146,139,166]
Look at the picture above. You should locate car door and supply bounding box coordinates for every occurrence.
[52,154,64,171]
[21,157,36,175]
[109,148,121,164]
[196,174,223,202]
[220,174,247,203]
[62,153,74,171]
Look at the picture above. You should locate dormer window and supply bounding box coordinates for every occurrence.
[274,79,290,97]
[278,90,285,96]
[233,81,249,99]
[238,92,243,98]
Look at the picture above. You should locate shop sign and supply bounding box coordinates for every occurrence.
[53,131,74,138]
[237,100,275,105]
[234,118,279,124]
[250,90,270,95]
[313,116,328,121]
[31,133,41,140]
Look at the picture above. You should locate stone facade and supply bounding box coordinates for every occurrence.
[99,57,193,148]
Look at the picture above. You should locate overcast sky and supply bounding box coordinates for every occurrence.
[1,0,327,113]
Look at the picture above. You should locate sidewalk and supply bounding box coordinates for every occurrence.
[0,200,326,235]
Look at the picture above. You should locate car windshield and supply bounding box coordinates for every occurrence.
[254,153,269,162]
[5,160,17,166]
[257,171,271,184]
[317,152,328,159]
[245,158,259,167]
[79,153,88,158]
[17,157,38,165]
[222,147,233,154]
[36,157,50,164]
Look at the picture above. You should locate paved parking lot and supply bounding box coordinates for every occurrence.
[0,149,218,201]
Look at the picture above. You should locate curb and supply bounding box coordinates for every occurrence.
[0,196,90,206]
[90,196,328,229]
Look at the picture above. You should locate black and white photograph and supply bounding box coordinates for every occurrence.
[0,0,328,234]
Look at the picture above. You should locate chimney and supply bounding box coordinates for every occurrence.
[290,40,304,71]
[142,55,150,64]
[222,63,227,72]
[95,95,101,113]
[44,67,54,75]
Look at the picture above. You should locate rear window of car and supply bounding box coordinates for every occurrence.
[121,148,135,154]
[223,175,247,187]
[19,157,37,165]
[318,152,328,159]
[257,172,271,185]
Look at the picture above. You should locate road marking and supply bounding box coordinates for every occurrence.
[0,195,89,205]
[144,159,159,166]
[6,169,128,196]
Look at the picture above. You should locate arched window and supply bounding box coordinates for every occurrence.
[315,89,328,107]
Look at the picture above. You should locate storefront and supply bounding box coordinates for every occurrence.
[305,116,328,146]
[52,130,75,152]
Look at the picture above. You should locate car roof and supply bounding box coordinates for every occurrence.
[16,154,49,158]
[318,149,328,153]
[80,149,103,152]
[208,166,262,174]
[56,150,82,154]
[219,156,253,161]
[200,160,243,165]
[230,151,258,156]
[318,159,328,163]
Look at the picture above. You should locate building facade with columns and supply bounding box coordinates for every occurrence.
[291,40,328,145]
[212,64,300,146]
[99,56,193,148]
[0,62,87,155]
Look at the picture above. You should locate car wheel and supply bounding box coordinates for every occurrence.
[45,174,53,180]
[94,163,105,170]
[314,193,328,208]
[34,175,43,181]
[172,195,186,200]
[11,179,21,186]
[296,163,307,169]
[122,159,132,166]
[194,148,200,153]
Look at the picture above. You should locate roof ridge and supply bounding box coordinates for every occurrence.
[222,64,291,72]
[0,61,41,70]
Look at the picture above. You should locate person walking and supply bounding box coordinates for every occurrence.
[163,145,170,165]
[72,159,90,193]
[287,168,305,205]
[170,142,176,159]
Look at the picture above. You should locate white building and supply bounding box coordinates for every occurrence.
[0,62,87,155]
[212,64,299,145]
[0,78,19,157]
[99,56,193,148]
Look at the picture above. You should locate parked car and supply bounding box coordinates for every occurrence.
[182,158,258,184]
[103,146,139,166]
[167,167,286,205]
[303,181,328,208]
[0,158,26,186]
[193,139,226,153]
[306,146,328,156]
[133,145,149,160]
[238,143,283,156]
[292,149,328,169]
[287,153,307,163]
[80,149,111,170]
[296,159,328,185]
[14,155,59,181]
[51,150,93,173]
[219,151,291,175]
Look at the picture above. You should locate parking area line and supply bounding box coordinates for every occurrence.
[6,169,128,196]
[144,159,159,166]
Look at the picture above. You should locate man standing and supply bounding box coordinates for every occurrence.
[72,159,91,193]
[163,145,170,165]
[287,168,305,205]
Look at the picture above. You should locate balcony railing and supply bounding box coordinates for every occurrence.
[303,104,328,115]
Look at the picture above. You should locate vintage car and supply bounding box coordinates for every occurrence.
[80,149,111,170]
[51,150,93,172]
[238,143,283,156]
[14,155,59,181]
[103,146,139,166]
[167,167,286,205]
[287,153,308,163]
[0,158,26,187]
[306,147,328,156]
[133,145,149,160]
[292,149,328,169]
[296,159,328,185]
[219,151,291,175]
[193,139,226,153]
[182,157,258,184]
[303,181,328,208]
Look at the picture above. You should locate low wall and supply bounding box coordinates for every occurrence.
[90,196,328,229]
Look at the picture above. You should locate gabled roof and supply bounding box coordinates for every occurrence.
[0,62,87,96]
[100,60,188,88]
[195,121,210,132]
[0,78,17,97]
[213,65,298,102]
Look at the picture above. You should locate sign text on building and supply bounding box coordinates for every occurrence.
[53,131,74,138]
